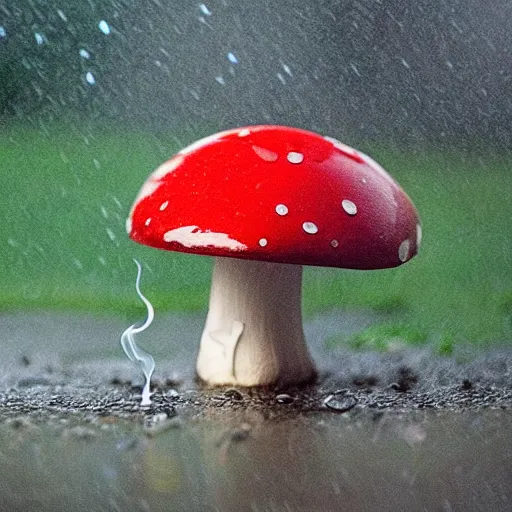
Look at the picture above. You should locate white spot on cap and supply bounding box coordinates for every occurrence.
[238,129,250,137]
[259,238,268,247]
[416,224,422,248]
[287,152,304,164]
[275,204,288,216]
[303,222,318,234]
[342,199,358,215]
[164,226,247,251]
[331,239,339,248]
[398,239,410,262]
[252,145,278,162]
[159,201,169,211]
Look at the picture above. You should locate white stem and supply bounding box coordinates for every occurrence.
[196,257,316,387]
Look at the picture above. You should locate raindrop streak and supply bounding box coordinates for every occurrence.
[98,20,111,35]
[120,259,155,406]
[227,52,238,64]
[34,32,46,45]
[0,26,6,38]
[199,3,212,16]
[85,72,96,85]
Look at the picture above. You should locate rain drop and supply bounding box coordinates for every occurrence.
[416,224,422,248]
[259,238,268,247]
[98,20,111,35]
[227,52,238,64]
[282,63,292,76]
[302,222,318,234]
[85,72,96,85]
[159,201,169,211]
[287,152,304,164]
[199,3,212,16]
[0,26,6,38]
[331,239,339,248]
[145,218,152,227]
[34,32,46,45]
[215,76,225,85]
[342,199,358,216]
[57,9,68,22]
[79,48,91,59]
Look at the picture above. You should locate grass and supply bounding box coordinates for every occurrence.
[1,125,511,347]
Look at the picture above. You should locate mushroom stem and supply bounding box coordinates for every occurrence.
[196,257,316,386]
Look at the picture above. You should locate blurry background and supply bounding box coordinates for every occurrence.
[1,0,511,350]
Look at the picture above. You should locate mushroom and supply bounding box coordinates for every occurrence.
[127,125,421,387]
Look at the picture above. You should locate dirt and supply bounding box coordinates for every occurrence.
[1,311,511,426]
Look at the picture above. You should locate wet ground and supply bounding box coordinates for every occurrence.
[1,311,511,511]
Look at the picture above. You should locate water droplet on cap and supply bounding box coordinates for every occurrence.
[259,238,268,247]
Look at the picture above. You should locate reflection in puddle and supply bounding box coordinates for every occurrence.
[1,410,510,511]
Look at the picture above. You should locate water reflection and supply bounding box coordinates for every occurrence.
[1,410,510,511]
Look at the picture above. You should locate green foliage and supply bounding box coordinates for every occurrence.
[348,323,427,352]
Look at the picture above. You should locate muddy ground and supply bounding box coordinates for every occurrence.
[1,311,511,422]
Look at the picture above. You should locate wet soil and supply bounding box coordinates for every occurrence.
[1,311,511,424]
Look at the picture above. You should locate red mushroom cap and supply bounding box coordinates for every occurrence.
[127,125,421,270]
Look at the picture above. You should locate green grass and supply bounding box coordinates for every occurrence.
[1,125,511,346]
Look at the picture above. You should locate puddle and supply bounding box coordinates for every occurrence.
[1,410,510,512]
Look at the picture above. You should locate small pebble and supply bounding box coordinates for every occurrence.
[276,393,294,404]
[224,388,244,401]
[323,393,357,413]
